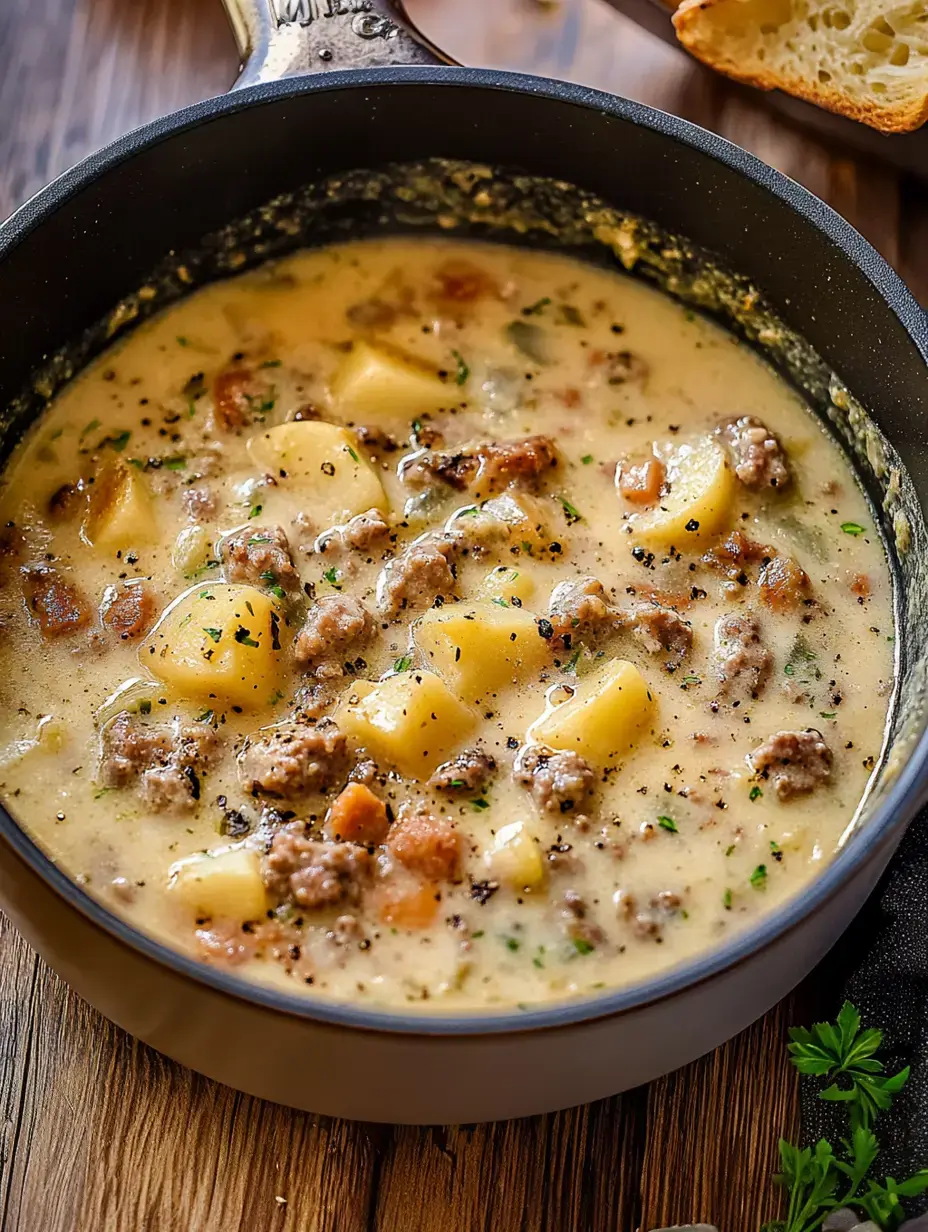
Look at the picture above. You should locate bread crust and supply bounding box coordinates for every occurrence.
[672,0,928,134]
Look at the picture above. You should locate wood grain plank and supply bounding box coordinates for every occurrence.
[374,1092,646,1232]
[639,996,800,1229]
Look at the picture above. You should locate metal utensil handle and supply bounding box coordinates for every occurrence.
[222,0,454,87]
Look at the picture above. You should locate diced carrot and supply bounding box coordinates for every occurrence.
[324,782,390,846]
[378,881,441,929]
[618,457,665,507]
[387,811,460,881]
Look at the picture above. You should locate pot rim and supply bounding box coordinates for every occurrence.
[2,65,927,1038]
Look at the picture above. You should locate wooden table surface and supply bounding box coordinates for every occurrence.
[0,1,924,1228]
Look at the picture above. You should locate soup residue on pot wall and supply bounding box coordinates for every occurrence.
[0,238,894,1009]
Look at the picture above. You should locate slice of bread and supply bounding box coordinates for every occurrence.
[672,0,928,133]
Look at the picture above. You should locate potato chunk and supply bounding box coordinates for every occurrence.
[169,846,267,920]
[332,340,448,418]
[142,583,284,707]
[247,421,387,525]
[480,565,536,606]
[528,659,655,766]
[83,462,157,551]
[338,670,476,777]
[628,436,735,549]
[412,602,549,703]
[485,821,544,890]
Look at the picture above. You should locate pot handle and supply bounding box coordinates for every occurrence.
[222,0,455,88]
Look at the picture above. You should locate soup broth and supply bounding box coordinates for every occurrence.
[0,238,893,1009]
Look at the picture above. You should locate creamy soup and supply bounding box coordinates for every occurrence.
[0,238,894,1009]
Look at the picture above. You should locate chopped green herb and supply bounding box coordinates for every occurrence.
[202,627,222,643]
[471,798,490,811]
[565,648,582,674]
[723,888,733,910]
[162,456,187,471]
[411,418,423,441]
[470,930,484,939]
[138,699,152,716]
[724,844,736,857]
[750,864,768,890]
[93,787,113,800]
[266,581,286,600]
[323,566,340,586]
[523,296,551,316]
[104,429,131,452]
[491,596,509,608]
[750,785,763,801]
[820,711,837,720]
[841,521,866,537]
[682,674,701,686]
[249,504,263,519]
[532,956,544,969]
[196,709,215,724]
[393,655,412,673]
[260,359,282,369]
[347,445,359,462]
[234,626,259,648]
[784,663,795,676]
[176,335,189,346]
[573,937,595,956]
[581,454,594,465]
[268,690,285,706]
[79,418,101,441]
[504,936,521,952]
[770,840,782,855]
[127,457,145,470]
[451,350,469,386]
[449,779,465,789]
[658,815,678,834]
[560,496,583,525]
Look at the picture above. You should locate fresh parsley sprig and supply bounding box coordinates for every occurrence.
[788,1002,910,1132]
[763,1002,928,1232]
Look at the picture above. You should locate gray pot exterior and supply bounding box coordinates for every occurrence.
[0,819,896,1124]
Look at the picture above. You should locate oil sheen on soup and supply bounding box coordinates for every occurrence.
[0,238,894,1010]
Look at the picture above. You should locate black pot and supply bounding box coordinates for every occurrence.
[0,1,926,1124]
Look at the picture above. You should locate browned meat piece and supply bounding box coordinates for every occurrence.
[749,729,832,799]
[99,712,172,786]
[220,525,298,590]
[714,612,772,700]
[627,604,692,665]
[431,259,500,305]
[100,582,157,641]
[238,720,347,799]
[292,681,337,720]
[293,595,372,676]
[429,748,497,794]
[617,457,665,506]
[99,711,217,812]
[703,529,773,582]
[263,822,373,910]
[387,809,461,881]
[212,368,273,431]
[560,890,606,949]
[718,415,790,490]
[615,888,683,939]
[377,533,457,616]
[182,487,217,523]
[515,745,595,816]
[22,565,90,637]
[759,556,813,612]
[548,576,620,642]
[317,508,391,556]
[48,480,88,522]
[400,435,558,496]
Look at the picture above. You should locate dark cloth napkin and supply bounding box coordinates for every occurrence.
[801,808,928,1210]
